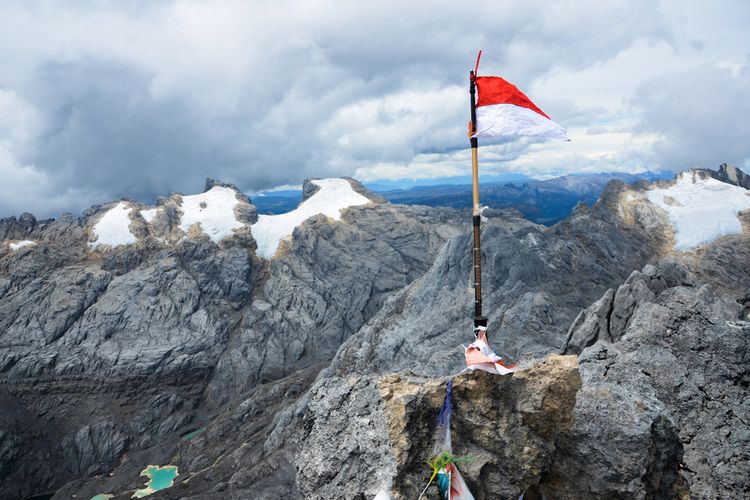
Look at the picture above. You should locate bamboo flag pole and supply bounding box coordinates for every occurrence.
[466,51,568,336]
[469,69,487,330]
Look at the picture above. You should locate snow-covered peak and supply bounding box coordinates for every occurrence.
[297,178,371,218]
[9,240,36,251]
[83,178,368,252]
[179,186,244,243]
[252,178,371,259]
[646,171,750,251]
[90,202,137,249]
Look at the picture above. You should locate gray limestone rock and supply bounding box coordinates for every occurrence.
[0,178,465,498]
[345,177,389,204]
[301,178,321,202]
[290,261,748,499]
[741,288,750,320]
[293,355,582,499]
[554,278,749,499]
[0,386,62,499]
[562,288,614,354]
[323,183,664,381]
[700,163,750,189]
[62,421,129,477]
[0,213,38,241]
[295,376,394,499]
[205,203,464,404]
[609,270,656,341]
[1,170,748,499]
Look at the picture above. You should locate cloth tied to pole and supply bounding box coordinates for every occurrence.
[465,327,516,375]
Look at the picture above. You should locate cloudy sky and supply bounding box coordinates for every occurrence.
[1,0,749,217]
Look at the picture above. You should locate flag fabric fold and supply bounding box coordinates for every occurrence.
[437,463,475,500]
[465,327,516,375]
[471,76,567,141]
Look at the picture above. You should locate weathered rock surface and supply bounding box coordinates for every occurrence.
[1,168,748,499]
[562,288,615,353]
[324,179,668,381]
[701,163,750,189]
[0,178,463,499]
[287,261,748,499]
[205,203,464,406]
[555,265,749,498]
[63,421,130,478]
[295,355,581,500]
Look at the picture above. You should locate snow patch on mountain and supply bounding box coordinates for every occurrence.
[9,240,36,251]
[140,208,159,223]
[179,186,244,243]
[373,490,392,500]
[90,202,137,249]
[252,178,371,259]
[646,172,750,250]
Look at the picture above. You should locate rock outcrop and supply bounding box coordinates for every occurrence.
[288,260,748,499]
[297,355,581,499]
[0,178,465,499]
[701,163,750,190]
[322,178,668,382]
[1,167,749,499]
[558,261,749,498]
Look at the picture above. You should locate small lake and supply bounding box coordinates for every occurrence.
[132,465,179,498]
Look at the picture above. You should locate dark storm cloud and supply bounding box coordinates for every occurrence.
[630,61,750,170]
[27,60,218,200]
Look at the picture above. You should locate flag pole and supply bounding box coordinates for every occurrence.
[469,70,487,330]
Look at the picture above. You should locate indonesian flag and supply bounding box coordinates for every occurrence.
[472,76,567,141]
[465,327,516,375]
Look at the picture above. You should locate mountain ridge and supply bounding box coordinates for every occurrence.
[1,165,749,499]
[251,170,673,224]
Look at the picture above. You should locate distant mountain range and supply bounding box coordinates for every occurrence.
[254,171,673,225]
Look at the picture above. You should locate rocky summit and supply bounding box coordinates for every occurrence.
[1,167,749,499]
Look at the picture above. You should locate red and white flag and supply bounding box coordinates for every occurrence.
[472,76,567,141]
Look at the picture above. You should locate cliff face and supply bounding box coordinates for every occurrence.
[561,266,749,499]
[295,355,582,499]
[282,258,746,499]
[258,260,747,500]
[0,179,464,499]
[1,167,749,499]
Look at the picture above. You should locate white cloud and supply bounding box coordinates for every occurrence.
[320,85,465,162]
[0,1,748,216]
